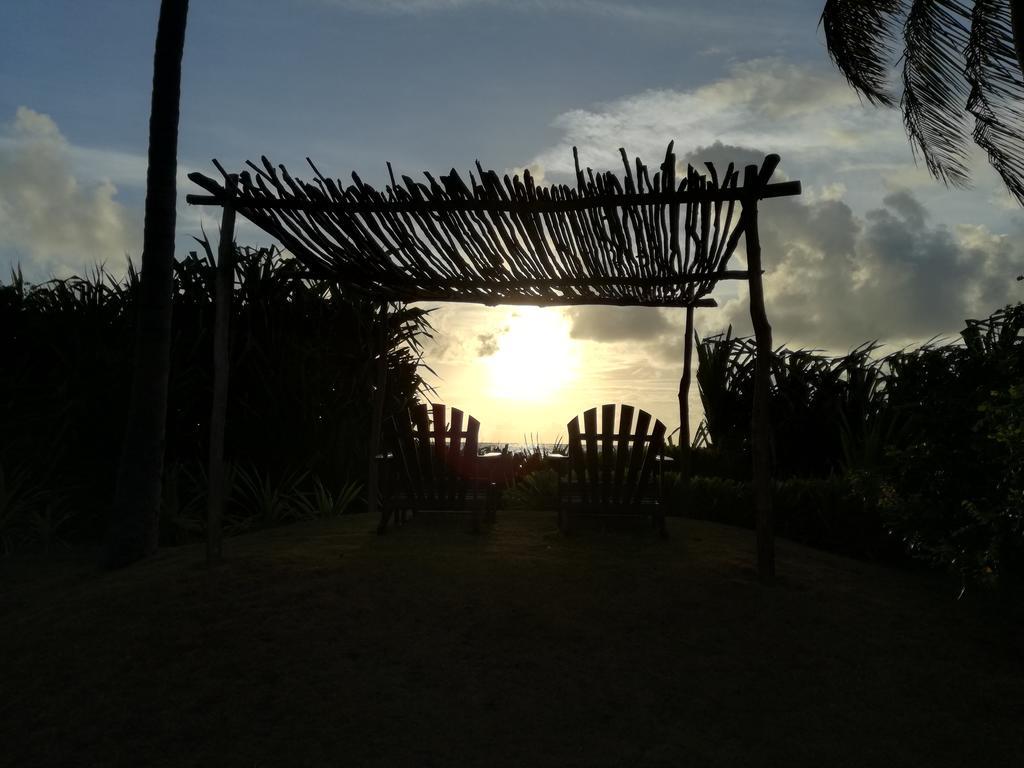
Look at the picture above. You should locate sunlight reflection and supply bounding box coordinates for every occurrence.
[485,308,580,402]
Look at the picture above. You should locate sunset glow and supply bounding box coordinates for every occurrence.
[484,308,580,402]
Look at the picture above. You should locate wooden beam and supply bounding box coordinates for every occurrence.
[743,164,775,581]
[677,304,695,483]
[358,271,755,291]
[291,271,755,287]
[399,294,718,309]
[206,175,237,565]
[369,303,390,533]
[185,179,803,213]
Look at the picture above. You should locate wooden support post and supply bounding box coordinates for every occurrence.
[743,164,775,581]
[677,304,695,481]
[369,303,389,533]
[206,175,237,565]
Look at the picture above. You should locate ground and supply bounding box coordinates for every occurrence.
[2,511,1022,768]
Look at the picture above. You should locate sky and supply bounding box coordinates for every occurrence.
[2,0,1023,442]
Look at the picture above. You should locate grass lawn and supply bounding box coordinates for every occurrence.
[2,511,1022,767]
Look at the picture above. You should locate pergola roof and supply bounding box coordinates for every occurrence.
[186,143,800,308]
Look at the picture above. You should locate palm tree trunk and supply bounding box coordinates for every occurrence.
[106,0,190,568]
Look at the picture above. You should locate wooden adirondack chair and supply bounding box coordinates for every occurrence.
[378,402,496,533]
[558,404,668,535]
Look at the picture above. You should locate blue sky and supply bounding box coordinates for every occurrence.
[2,1,1022,439]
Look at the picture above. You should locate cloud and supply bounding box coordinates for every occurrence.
[0,107,141,278]
[704,188,1024,351]
[553,138,1024,354]
[476,327,507,356]
[565,305,673,342]
[511,58,1024,354]
[522,59,908,184]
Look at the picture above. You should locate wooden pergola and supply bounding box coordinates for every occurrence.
[187,143,800,578]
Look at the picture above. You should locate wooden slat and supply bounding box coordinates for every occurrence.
[600,404,615,508]
[464,416,480,473]
[625,409,652,506]
[463,415,480,509]
[613,405,635,506]
[635,418,667,509]
[432,403,447,503]
[566,416,587,508]
[449,407,463,506]
[411,403,432,504]
[582,408,600,510]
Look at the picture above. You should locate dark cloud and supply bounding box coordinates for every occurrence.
[553,137,1023,356]
[476,327,507,356]
[555,139,1022,355]
[680,141,768,181]
[565,306,673,342]
[712,188,1024,350]
[881,189,927,231]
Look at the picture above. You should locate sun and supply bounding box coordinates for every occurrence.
[484,308,580,402]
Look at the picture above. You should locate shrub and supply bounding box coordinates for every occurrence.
[0,464,77,555]
[501,469,560,511]
[0,248,430,552]
[664,472,898,561]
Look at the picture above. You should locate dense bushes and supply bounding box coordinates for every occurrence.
[0,246,431,552]
[691,303,1024,591]
[664,473,900,561]
[502,468,561,511]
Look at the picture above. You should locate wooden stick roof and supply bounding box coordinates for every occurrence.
[186,143,800,308]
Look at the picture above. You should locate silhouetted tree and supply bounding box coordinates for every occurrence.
[821,0,1024,203]
[107,0,190,568]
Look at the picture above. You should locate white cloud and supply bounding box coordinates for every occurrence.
[522,59,910,184]
[703,189,1024,351]
[514,60,1024,355]
[0,107,142,278]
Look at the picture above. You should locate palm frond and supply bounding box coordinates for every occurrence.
[821,0,903,106]
[966,0,1024,204]
[901,0,974,187]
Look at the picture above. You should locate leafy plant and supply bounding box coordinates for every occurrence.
[0,464,46,554]
[2,246,435,549]
[502,469,560,511]
[234,465,311,526]
[0,464,75,554]
[296,477,363,518]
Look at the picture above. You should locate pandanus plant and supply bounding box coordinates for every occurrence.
[1,245,435,552]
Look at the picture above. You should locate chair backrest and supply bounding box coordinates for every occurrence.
[565,404,666,510]
[391,403,480,507]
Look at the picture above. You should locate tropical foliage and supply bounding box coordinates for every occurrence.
[820,0,1024,203]
[690,302,1024,590]
[0,246,432,552]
